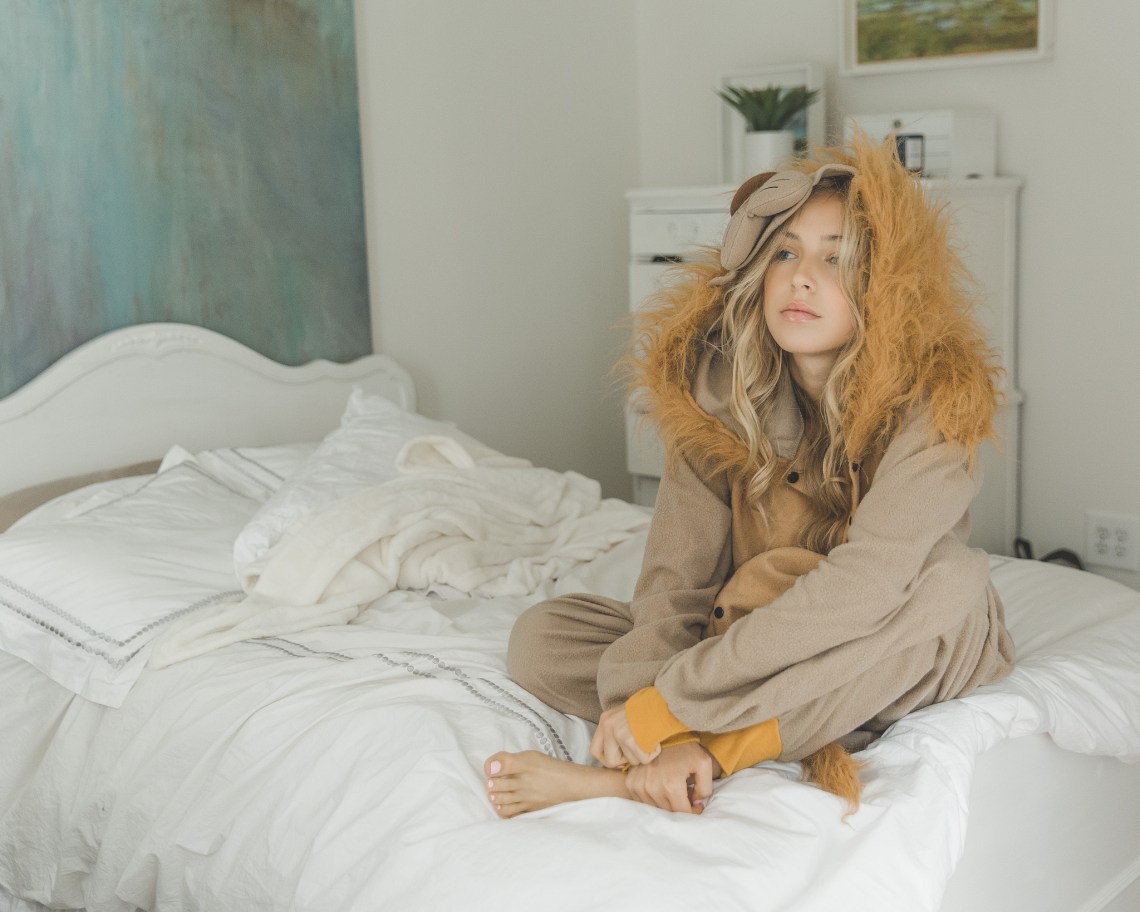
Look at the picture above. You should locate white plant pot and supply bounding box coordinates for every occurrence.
[741,130,795,178]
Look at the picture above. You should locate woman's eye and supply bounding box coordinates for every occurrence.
[775,249,795,261]
[827,254,840,265]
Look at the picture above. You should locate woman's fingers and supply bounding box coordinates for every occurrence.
[620,739,659,768]
[690,757,714,806]
[592,707,658,768]
[588,712,619,765]
[624,743,715,814]
[588,725,604,764]
[631,768,692,813]
[605,738,628,769]
[590,712,625,768]
[659,778,692,814]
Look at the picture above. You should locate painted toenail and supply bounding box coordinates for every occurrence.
[489,760,502,775]
[487,779,494,791]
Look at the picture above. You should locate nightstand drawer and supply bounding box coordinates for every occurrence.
[629,211,729,259]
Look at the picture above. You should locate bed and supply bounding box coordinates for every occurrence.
[0,323,1137,912]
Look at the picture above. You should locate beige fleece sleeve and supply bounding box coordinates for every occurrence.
[653,406,992,736]
[595,446,733,711]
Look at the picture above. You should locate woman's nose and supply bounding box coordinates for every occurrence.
[792,263,814,289]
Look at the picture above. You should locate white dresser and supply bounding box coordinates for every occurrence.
[624,178,1023,556]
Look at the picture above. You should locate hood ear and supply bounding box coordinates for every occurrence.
[712,164,858,287]
[729,172,776,215]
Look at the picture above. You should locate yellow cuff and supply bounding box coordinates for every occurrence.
[624,686,691,753]
[698,718,782,777]
[661,731,701,749]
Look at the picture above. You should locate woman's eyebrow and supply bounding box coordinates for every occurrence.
[782,229,845,242]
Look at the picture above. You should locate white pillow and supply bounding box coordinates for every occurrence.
[0,461,259,706]
[158,441,319,501]
[232,390,489,576]
[11,475,154,530]
[13,442,318,532]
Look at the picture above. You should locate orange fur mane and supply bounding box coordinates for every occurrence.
[625,137,1002,471]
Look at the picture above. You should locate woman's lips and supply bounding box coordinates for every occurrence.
[781,302,818,322]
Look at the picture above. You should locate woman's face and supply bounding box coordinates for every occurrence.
[762,193,855,396]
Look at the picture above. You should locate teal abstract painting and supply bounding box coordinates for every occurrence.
[0,0,370,396]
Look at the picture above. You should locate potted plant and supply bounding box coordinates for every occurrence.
[717,84,820,176]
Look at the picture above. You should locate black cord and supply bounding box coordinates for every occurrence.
[1011,537,1085,570]
[1040,548,1085,571]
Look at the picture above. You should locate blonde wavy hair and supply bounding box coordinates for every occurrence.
[718,179,868,552]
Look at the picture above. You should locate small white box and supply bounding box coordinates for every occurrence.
[845,109,996,179]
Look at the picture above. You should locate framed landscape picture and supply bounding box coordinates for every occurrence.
[841,0,1053,75]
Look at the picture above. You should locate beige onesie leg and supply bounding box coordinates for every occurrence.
[507,594,633,722]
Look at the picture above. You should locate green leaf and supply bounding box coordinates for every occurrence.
[716,84,820,132]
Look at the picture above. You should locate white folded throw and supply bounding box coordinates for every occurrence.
[149,435,650,667]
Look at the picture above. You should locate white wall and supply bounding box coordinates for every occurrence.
[354,0,639,498]
[355,0,1140,590]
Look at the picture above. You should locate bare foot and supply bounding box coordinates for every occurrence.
[484,751,628,818]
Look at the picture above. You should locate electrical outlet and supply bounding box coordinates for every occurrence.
[1085,511,1140,571]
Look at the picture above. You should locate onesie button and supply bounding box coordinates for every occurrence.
[713,606,725,619]
[786,471,799,484]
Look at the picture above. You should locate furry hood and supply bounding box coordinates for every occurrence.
[627,137,1001,477]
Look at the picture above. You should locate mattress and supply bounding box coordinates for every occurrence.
[0,422,1138,911]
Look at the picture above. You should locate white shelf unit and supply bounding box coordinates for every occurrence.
[624,178,1023,556]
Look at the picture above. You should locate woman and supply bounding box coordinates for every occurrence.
[485,138,1015,817]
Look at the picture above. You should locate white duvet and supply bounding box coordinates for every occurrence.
[148,435,650,667]
[1,480,1139,911]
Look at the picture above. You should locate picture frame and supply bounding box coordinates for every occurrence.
[840,0,1054,76]
[718,63,825,184]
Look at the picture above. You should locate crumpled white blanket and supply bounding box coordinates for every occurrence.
[148,436,650,668]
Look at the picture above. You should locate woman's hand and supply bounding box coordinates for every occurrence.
[590,706,660,769]
[625,742,718,814]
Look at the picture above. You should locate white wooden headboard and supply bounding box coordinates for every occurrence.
[0,323,415,496]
